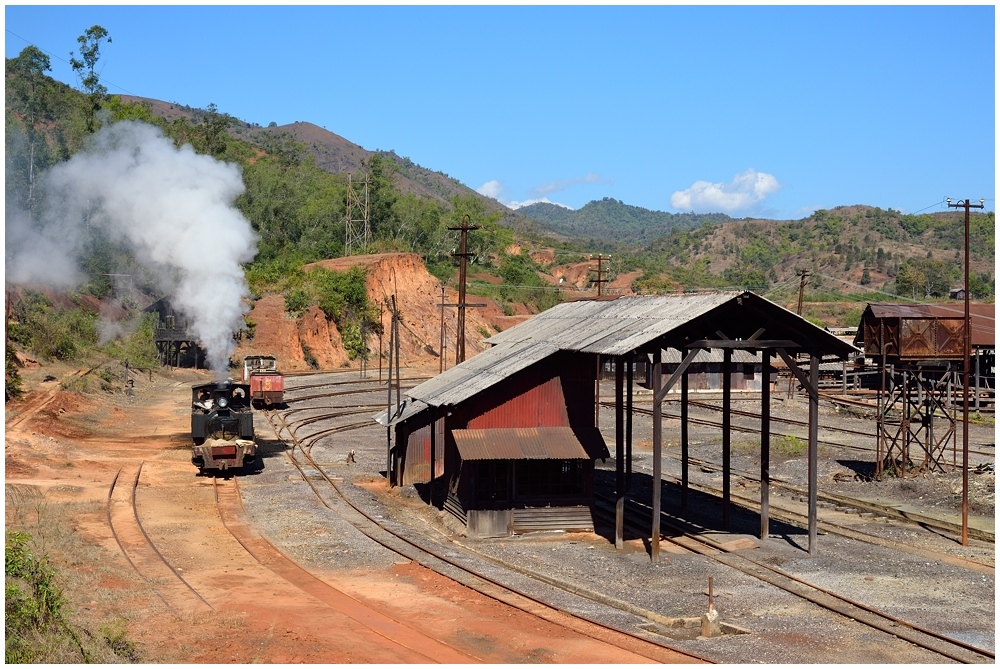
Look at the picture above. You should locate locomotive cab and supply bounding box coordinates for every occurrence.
[191,381,256,471]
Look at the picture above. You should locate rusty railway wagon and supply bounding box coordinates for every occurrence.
[191,381,256,471]
[242,355,285,408]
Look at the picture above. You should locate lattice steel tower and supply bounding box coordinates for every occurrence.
[345,173,371,256]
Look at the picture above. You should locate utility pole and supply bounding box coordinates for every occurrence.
[796,270,810,315]
[439,285,446,374]
[946,197,984,546]
[590,254,610,296]
[448,214,480,364]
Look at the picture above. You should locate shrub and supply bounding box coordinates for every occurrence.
[5,530,67,663]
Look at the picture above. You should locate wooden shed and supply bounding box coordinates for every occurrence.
[377,291,858,553]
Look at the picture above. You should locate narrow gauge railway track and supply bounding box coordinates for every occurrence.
[106,462,213,614]
[284,385,420,404]
[260,410,709,663]
[284,375,430,396]
[593,494,995,664]
[654,450,996,549]
[278,407,383,445]
[212,476,480,664]
[610,401,996,460]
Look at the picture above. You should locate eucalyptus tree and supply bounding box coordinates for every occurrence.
[69,24,111,132]
[6,46,54,209]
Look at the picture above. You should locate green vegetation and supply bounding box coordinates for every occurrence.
[5,496,145,663]
[6,341,24,401]
[6,291,98,361]
[771,434,807,457]
[4,26,995,378]
[5,530,74,663]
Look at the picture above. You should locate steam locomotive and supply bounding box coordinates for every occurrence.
[190,381,256,471]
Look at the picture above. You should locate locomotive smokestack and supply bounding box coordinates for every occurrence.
[9,120,258,377]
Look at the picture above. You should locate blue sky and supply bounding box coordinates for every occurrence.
[4,4,995,219]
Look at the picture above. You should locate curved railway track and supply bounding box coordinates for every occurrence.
[267,377,994,663]
[593,493,994,664]
[212,475,481,664]
[262,408,709,662]
[105,462,213,614]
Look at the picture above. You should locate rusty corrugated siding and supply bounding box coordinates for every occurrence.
[452,427,598,460]
[467,374,568,430]
[402,423,432,485]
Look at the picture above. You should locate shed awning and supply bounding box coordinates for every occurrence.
[452,426,610,461]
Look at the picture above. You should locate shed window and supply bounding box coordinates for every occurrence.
[515,460,585,497]
[476,461,509,502]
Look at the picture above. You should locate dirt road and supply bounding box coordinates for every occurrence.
[4,363,697,663]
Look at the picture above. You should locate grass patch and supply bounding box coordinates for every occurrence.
[5,491,152,663]
[729,434,808,458]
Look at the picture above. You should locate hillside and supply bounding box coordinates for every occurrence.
[519,198,731,246]
[110,93,995,306]
[6,61,994,384]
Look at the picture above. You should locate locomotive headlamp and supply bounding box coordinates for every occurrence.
[218,396,229,409]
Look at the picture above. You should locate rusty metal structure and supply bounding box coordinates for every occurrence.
[855,303,995,479]
[376,291,856,557]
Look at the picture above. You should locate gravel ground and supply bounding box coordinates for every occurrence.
[239,372,995,664]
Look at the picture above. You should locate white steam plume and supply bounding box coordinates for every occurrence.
[33,121,258,375]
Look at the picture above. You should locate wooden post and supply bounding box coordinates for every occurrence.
[651,350,662,562]
[760,350,771,541]
[722,348,732,529]
[808,354,819,555]
[681,349,690,511]
[615,357,625,549]
[626,354,634,491]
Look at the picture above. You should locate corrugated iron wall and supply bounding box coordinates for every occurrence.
[467,374,569,429]
[403,423,432,485]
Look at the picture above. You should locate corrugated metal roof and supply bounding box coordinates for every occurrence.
[373,291,860,427]
[406,341,559,408]
[660,348,762,364]
[486,292,737,355]
[373,397,429,427]
[452,426,609,461]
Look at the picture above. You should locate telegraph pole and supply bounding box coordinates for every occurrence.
[796,270,810,315]
[590,254,610,296]
[439,285,446,374]
[946,197,984,546]
[449,214,480,364]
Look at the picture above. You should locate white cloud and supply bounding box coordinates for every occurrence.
[477,180,503,199]
[670,168,781,214]
[477,180,574,211]
[533,172,610,197]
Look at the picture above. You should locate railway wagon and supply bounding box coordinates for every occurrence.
[243,355,284,408]
[191,381,256,471]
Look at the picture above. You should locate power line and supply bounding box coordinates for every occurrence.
[5,28,137,97]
